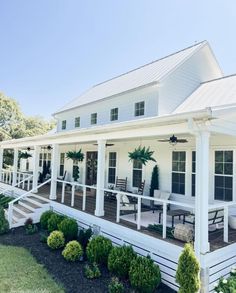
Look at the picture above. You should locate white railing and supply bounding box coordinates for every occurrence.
[7,178,51,227]
[0,174,33,198]
[1,170,33,190]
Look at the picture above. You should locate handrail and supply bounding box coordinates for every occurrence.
[56,179,97,190]
[9,178,51,205]
[1,174,33,197]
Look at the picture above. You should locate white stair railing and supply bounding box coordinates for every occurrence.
[7,178,51,228]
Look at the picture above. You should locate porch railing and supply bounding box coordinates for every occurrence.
[1,169,33,190]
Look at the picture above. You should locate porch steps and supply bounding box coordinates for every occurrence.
[5,194,50,228]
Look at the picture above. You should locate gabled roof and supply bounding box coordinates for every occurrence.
[174,74,236,114]
[54,41,209,115]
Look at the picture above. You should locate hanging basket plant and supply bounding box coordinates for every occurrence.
[128,146,156,165]
[19,151,32,160]
[66,149,84,163]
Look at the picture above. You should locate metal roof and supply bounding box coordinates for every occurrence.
[174,74,236,113]
[54,41,207,115]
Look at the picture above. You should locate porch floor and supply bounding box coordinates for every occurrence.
[37,185,236,252]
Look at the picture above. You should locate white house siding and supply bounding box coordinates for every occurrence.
[158,45,223,115]
[56,85,159,132]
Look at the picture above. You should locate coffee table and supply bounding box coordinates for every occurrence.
[158,209,190,228]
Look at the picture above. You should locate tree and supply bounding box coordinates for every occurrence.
[0,92,55,141]
[176,243,200,293]
[150,165,159,197]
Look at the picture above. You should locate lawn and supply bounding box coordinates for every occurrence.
[0,245,64,293]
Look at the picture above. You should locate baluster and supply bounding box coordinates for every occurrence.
[137,197,141,230]
[224,206,229,243]
[61,182,65,203]
[82,186,86,211]
[162,202,167,239]
[71,184,75,207]
[116,193,121,223]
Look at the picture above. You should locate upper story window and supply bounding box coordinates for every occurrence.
[135,101,145,116]
[110,108,118,121]
[91,113,97,125]
[75,117,80,128]
[172,151,186,195]
[62,120,66,130]
[214,150,233,201]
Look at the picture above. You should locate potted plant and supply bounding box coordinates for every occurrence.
[19,151,32,160]
[66,149,84,182]
[128,146,156,165]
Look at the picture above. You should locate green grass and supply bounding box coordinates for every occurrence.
[0,245,64,293]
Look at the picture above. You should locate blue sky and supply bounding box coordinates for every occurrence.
[1,0,236,118]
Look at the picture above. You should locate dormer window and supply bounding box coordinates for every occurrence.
[91,113,97,125]
[110,108,118,121]
[61,120,66,130]
[135,101,145,116]
[75,117,80,128]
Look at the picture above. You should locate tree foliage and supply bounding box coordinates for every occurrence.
[0,92,55,141]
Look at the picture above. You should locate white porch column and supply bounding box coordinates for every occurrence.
[95,140,106,217]
[12,148,19,186]
[195,131,210,259]
[50,144,59,200]
[0,148,3,181]
[32,146,40,193]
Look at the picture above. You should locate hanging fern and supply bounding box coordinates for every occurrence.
[66,149,84,162]
[128,146,156,165]
[19,151,32,160]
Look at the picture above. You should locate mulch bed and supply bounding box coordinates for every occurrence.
[0,227,176,293]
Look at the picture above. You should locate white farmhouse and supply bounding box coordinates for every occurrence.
[1,40,236,292]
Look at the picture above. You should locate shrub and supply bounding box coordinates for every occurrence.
[47,214,65,232]
[47,230,65,249]
[84,263,101,279]
[62,240,83,261]
[24,218,38,235]
[58,218,78,241]
[108,245,136,278]
[40,210,55,230]
[214,270,236,293]
[40,232,48,243]
[0,206,9,235]
[77,228,93,249]
[129,255,161,293]
[86,235,112,265]
[108,277,125,293]
[176,243,200,293]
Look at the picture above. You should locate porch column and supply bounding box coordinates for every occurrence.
[32,146,40,192]
[12,148,19,186]
[0,148,3,181]
[50,144,59,200]
[95,140,106,217]
[195,131,210,259]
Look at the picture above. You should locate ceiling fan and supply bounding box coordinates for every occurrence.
[158,135,188,146]
[93,143,114,147]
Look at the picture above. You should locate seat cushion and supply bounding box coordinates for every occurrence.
[160,192,170,200]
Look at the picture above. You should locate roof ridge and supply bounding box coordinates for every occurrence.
[93,40,207,88]
[200,73,236,85]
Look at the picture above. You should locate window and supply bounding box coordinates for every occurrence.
[108,152,117,184]
[62,120,66,130]
[192,151,196,197]
[59,153,65,176]
[133,160,142,188]
[39,153,43,167]
[110,108,118,121]
[214,150,233,201]
[134,101,145,116]
[91,113,97,125]
[172,151,186,195]
[47,153,51,169]
[75,117,80,128]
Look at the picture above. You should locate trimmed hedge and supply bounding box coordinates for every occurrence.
[129,255,161,293]
[108,245,136,278]
[58,218,78,241]
[40,210,55,230]
[86,236,112,265]
[47,231,65,249]
[62,240,83,261]
[48,214,65,232]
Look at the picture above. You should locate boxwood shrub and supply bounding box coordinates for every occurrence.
[0,206,9,235]
[47,214,65,232]
[62,240,83,261]
[40,210,55,230]
[129,255,161,293]
[108,245,136,278]
[86,235,112,265]
[47,230,65,249]
[58,218,78,241]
